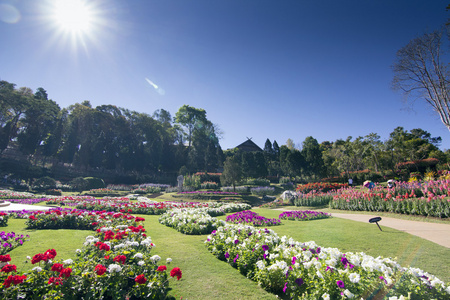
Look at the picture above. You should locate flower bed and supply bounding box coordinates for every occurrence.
[0,231,29,255]
[205,223,450,299]
[158,203,251,234]
[226,210,281,226]
[0,190,36,200]
[250,186,276,196]
[330,180,450,218]
[172,191,239,201]
[278,210,331,221]
[296,182,348,194]
[159,208,224,235]
[294,191,333,207]
[0,209,182,299]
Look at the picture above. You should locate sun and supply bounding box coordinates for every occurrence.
[52,0,93,33]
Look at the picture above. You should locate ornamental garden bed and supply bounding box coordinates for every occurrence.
[0,192,449,299]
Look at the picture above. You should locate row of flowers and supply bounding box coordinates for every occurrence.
[226,211,281,226]
[158,203,251,235]
[278,210,331,221]
[205,223,450,299]
[296,182,349,194]
[0,190,36,200]
[0,209,182,299]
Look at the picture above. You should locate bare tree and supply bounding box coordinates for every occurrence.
[392,28,450,130]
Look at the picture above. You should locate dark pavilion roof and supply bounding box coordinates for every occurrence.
[234,139,263,152]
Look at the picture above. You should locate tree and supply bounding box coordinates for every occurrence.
[301,136,325,179]
[286,138,295,150]
[0,81,32,153]
[392,28,450,131]
[220,156,242,192]
[174,105,207,149]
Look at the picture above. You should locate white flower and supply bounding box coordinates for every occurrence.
[256,260,266,270]
[150,255,161,263]
[166,258,172,263]
[32,266,43,272]
[343,289,354,298]
[348,272,360,283]
[108,264,122,273]
[26,256,31,260]
[133,253,144,259]
[138,260,145,266]
[76,249,81,253]
[321,293,330,300]
[63,259,73,265]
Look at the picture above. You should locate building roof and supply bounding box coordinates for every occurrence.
[235,139,263,152]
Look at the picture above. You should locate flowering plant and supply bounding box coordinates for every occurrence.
[0,210,182,299]
[0,212,8,227]
[205,223,450,299]
[226,210,281,226]
[0,231,29,255]
[278,210,331,221]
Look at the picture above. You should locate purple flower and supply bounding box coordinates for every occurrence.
[233,254,239,263]
[337,280,345,289]
[262,245,269,251]
[234,239,239,244]
[225,252,229,259]
[341,256,349,266]
[295,278,303,287]
[291,256,297,265]
[263,253,267,260]
[283,282,288,293]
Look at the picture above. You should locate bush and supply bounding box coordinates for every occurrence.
[45,189,62,196]
[242,178,270,186]
[84,177,105,190]
[69,177,88,192]
[33,176,57,191]
[201,181,219,189]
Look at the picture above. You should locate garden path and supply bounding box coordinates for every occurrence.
[331,213,450,249]
[0,203,51,211]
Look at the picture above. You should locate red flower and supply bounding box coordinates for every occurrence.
[44,249,57,259]
[29,215,37,220]
[98,243,110,251]
[135,274,147,284]
[3,275,26,288]
[104,255,110,260]
[1,264,16,273]
[94,264,107,276]
[31,253,46,264]
[12,275,26,285]
[113,255,126,265]
[0,254,11,263]
[157,265,167,272]
[51,263,64,273]
[48,276,63,285]
[60,268,72,278]
[170,267,182,280]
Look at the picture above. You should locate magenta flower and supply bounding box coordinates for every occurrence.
[337,280,345,288]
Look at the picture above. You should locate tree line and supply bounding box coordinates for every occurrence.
[1,79,448,184]
[0,80,222,182]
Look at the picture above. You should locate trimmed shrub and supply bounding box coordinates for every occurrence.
[84,177,105,190]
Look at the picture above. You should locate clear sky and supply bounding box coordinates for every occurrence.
[1,0,449,150]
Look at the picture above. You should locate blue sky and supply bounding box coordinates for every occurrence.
[1,0,449,150]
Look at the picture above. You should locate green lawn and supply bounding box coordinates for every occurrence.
[3,208,449,300]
